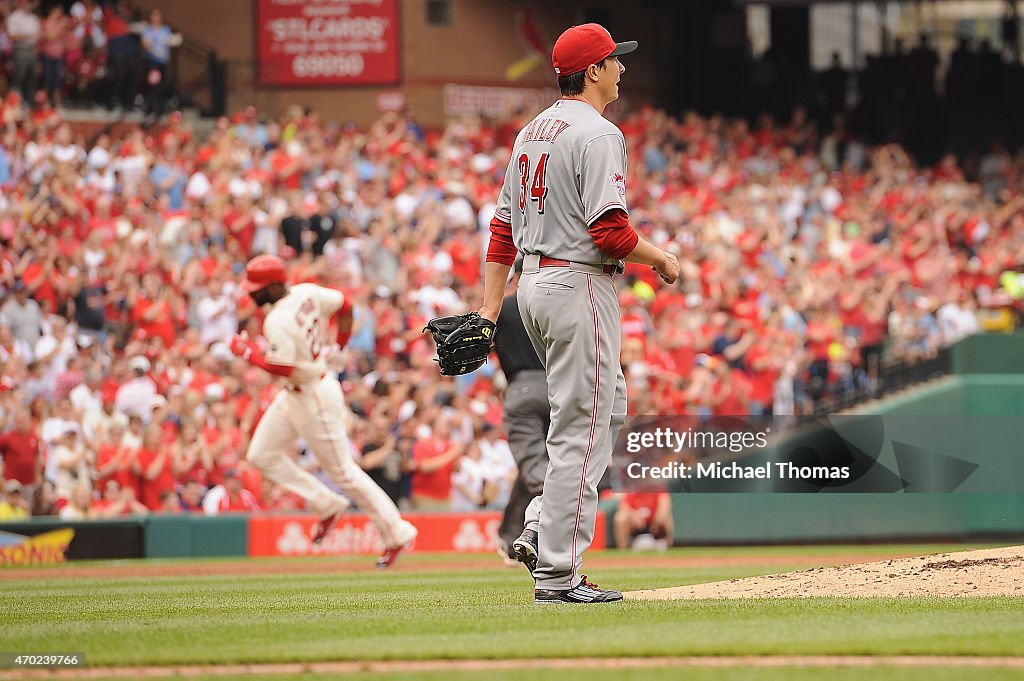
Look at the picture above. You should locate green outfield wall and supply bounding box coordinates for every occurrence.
[144,515,249,558]
[668,333,1024,544]
[0,515,250,561]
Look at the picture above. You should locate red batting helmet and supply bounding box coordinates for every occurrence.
[241,254,287,292]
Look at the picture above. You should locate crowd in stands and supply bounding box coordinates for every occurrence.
[1,0,179,113]
[1,86,1023,521]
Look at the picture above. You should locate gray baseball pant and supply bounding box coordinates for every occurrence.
[517,254,627,590]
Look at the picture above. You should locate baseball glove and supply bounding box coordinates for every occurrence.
[423,312,496,376]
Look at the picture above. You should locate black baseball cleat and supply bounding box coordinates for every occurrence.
[534,575,623,604]
[512,528,538,574]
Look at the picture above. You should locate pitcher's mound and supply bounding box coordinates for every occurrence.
[625,545,1024,600]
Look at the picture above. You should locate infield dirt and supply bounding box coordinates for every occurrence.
[625,545,1024,600]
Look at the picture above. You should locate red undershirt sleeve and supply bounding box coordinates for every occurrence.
[248,348,295,377]
[331,297,354,348]
[485,215,517,266]
[588,208,639,261]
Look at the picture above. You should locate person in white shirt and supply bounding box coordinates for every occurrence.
[53,430,92,500]
[51,125,85,165]
[82,388,128,448]
[41,399,80,483]
[451,441,488,512]
[937,293,979,345]
[59,483,96,520]
[185,168,212,203]
[69,368,103,417]
[410,271,464,318]
[442,182,476,229]
[115,356,159,422]
[1,280,44,353]
[34,316,78,391]
[0,324,32,363]
[476,424,517,509]
[196,277,238,347]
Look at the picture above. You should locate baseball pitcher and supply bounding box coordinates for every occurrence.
[475,23,680,604]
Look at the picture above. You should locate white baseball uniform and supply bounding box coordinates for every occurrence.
[246,283,416,548]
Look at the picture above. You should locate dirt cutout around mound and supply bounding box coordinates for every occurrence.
[626,545,1024,600]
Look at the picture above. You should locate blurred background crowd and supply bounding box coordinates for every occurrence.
[1,0,179,115]
[2,2,1024,524]
[3,96,1022,522]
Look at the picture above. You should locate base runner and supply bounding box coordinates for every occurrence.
[231,255,417,568]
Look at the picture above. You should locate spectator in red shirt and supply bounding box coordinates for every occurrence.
[92,479,149,517]
[614,492,673,550]
[136,425,176,511]
[131,273,179,349]
[745,340,781,416]
[94,421,139,494]
[0,408,41,489]
[170,421,213,487]
[410,420,463,510]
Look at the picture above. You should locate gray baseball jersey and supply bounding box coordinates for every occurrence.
[495,99,629,265]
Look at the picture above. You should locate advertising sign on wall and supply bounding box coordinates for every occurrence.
[0,528,75,567]
[256,0,401,87]
[248,512,607,557]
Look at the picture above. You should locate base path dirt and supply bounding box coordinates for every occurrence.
[4,655,1024,679]
[626,545,1024,600]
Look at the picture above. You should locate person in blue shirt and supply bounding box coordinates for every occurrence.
[140,9,179,116]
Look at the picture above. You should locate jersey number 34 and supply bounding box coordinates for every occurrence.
[518,152,549,214]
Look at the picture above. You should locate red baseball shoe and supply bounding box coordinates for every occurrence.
[311,512,339,545]
[376,523,418,569]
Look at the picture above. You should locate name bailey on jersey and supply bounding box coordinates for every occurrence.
[520,117,572,143]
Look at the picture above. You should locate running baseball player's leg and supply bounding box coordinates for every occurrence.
[521,268,620,590]
[300,378,416,548]
[499,371,549,547]
[246,392,349,518]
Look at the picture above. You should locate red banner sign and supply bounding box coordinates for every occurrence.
[248,512,607,557]
[255,0,400,87]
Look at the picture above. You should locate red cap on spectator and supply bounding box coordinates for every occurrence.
[195,147,215,167]
[241,255,287,292]
[552,23,637,76]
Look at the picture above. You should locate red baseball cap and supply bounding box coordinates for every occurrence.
[241,254,287,292]
[552,23,637,76]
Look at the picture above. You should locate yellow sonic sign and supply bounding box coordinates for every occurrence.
[0,528,75,567]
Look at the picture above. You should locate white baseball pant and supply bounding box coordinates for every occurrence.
[246,374,414,547]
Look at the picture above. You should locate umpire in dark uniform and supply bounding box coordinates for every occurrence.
[495,259,550,560]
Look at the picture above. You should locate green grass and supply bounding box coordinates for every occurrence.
[1,546,1022,667]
